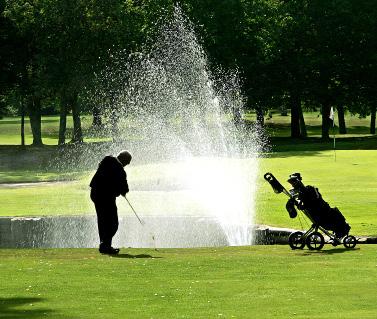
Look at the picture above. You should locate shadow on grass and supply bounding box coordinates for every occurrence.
[303,247,360,255]
[0,297,54,319]
[268,136,377,155]
[111,253,162,259]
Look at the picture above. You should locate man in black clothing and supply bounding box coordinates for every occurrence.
[90,150,132,254]
[286,173,350,238]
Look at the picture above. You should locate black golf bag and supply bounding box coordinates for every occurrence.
[288,185,351,238]
[264,172,356,250]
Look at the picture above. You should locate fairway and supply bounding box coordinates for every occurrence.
[1,245,376,319]
[2,2,377,318]
[1,149,377,236]
[0,112,374,145]
[258,150,377,235]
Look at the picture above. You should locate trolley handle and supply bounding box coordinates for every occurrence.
[264,172,289,196]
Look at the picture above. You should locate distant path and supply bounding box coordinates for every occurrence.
[0,181,75,188]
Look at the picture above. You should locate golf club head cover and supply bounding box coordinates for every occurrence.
[286,198,298,218]
[264,172,285,194]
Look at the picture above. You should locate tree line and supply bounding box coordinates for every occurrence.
[1,0,376,146]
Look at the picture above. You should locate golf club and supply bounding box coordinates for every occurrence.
[123,196,158,250]
[123,195,144,225]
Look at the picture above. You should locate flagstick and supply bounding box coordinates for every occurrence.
[333,119,336,162]
[329,107,336,162]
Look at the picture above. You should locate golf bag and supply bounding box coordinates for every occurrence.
[288,185,351,238]
[264,172,356,250]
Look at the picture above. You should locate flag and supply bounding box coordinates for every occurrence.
[329,107,335,120]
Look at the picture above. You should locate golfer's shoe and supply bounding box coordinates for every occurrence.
[99,247,120,255]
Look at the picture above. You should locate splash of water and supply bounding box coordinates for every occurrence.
[47,6,266,247]
[91,6,265,246]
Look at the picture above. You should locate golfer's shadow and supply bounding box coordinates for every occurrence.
[111,253,162,259]
[0,297,54,318]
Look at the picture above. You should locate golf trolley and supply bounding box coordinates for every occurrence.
[264,172,357,251]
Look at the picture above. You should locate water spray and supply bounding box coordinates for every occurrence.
[90,5,262,247]
[123,196,158,251]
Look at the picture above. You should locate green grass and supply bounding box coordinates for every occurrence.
[1,113,377,235]
[0,145,91,183]
[0,115,104,145]
[0,116,67,145]
[1,150,377,236]
[0,246,376,319]
[1,115,376,319]
[0,112,374,145]
[244,111,374,138]
[257,150,377,236]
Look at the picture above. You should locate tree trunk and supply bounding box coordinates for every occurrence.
[255,106,264,126]
[92,105,102,128]
[58,92,68,145]
[109,109,119,141]
[337,105,347,134]
[27,95,43,146]
[232,106,242,127]
[20,68,27,147]
[20,96,25,147]
[371,104,376,134]
[70,92,83,143]
[290,92,301,138]
[280,106,288,116]
[321,102,331,140]
[298,101,307,138]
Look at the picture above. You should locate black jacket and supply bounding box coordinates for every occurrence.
[90,156,129,197]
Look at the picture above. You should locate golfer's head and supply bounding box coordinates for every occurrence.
[117,150,132,167]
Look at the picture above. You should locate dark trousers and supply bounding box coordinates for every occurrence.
[91,190,119,248]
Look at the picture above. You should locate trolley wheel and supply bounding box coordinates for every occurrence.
[306,232,325,250]
[343,235,357,249]
[288,231,305,250]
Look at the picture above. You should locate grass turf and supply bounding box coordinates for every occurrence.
[0,116,99,145]
[0,245,376,319]
[1,113,377,235]
[257,150,377,235]
[1,115,376,319]
[0,112,374,145]
[245,111,374,137]
[1,150,377,236]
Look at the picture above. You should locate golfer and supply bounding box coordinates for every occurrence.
[90,150,132,254]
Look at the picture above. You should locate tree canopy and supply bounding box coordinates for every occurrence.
[1,0,376,143]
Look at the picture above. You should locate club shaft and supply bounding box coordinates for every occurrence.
[124,197,144,225]
[282,189,292,198]
[123,196,158,249]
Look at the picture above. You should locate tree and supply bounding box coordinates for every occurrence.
[181,0,281,125]
[0,0,30,146]
[0,0,16,118]
[344,1,377,134]
[273,0,315,138]
[4,0,47,146]
[337,105,347,134]
[41,0,170,144]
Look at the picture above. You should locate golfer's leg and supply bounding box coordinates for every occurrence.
[94,200,112,249]
[108,199,119,247]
